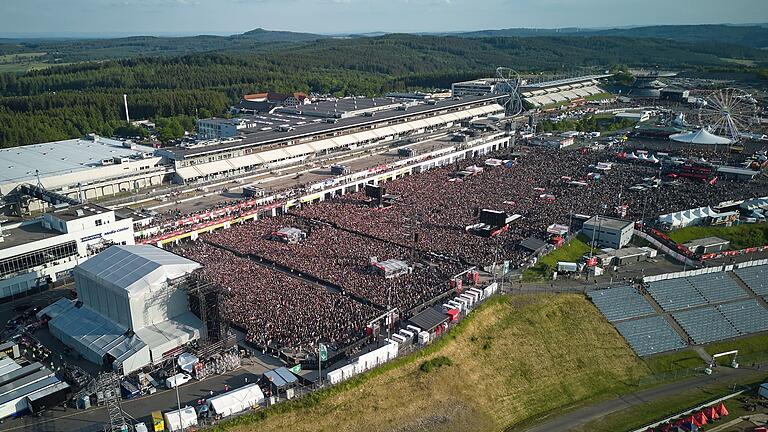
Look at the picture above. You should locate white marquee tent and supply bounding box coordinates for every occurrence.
[669,128,733,145]
[657,206,720,228]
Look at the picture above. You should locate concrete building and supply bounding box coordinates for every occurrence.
[0,135,168,213]
[197,118,243,139]
[451,78,510,97]
[0,358,70,420]
[159,95,504,184]
[616,111,651,122]
[683,237,730,254]
[44,245,203,374]
[582,216,634,249]
[0,204,135,300]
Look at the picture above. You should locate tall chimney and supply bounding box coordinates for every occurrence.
[123,94,130,124]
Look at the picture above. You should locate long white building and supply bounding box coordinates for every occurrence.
[0,135,168,213]
[159,95,505,184]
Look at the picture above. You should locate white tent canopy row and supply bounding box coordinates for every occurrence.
[625,152,660,163]
[741,196,768,211]
[657,206,722,228]
[176,104,504,180]
[669,128,733,145]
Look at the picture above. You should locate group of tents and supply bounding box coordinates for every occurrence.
[644,402,729,431]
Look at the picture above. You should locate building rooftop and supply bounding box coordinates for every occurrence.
[0,136,155,187]
[521,74,612,90]
[584,216,633,231]
[74,245,201,297]
[275,96,405,118]
[165,94,502,159]
[0,221,60,251]
[716,166,759,176]
[598,247,652,259]
[683,237,730,248]
[49,204,112,222]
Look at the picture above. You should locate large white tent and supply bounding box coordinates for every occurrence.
[50,245,204,373]
[741,196,768,211]
[669,128,733,145]
[657,206,720,228]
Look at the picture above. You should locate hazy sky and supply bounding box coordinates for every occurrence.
[2,0,767,37]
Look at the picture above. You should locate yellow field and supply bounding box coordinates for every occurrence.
[224,294,649,432]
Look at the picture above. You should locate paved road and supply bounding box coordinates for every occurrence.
[523,364,768,432]
[0,365,264,432]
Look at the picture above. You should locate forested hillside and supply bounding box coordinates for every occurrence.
[1,34,767,148]
[454,24,768,49]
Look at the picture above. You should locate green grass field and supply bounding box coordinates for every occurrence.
[522,235,595,281]
[214,294,649,432]
[644,350,704,374]
[666,223,768,250]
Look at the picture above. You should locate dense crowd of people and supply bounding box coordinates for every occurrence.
[164,143,768,357]
[204,215,464,310]
[296,146,768,266]
[175,242,377,354]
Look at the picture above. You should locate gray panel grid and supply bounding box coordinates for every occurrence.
[587,286,656,322]
[647,279,708,311]
[718,300,768,335]
[614,316,687,357]
[672,307,739,345]
[688,273,748,304]
[734,265,768,296]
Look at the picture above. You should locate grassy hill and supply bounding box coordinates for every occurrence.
[215,294,649,432]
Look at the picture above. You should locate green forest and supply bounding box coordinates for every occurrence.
[1,32,768,148]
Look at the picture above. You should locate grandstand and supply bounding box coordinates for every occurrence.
[450,73,610,109]
[718,300,768,335]
[734,265,768,297]
[671,307,740,345]
[614,316,687,357]
[646,279,708,312]
[587,286,655,322]
[591,267,768,356]
[518,74,611,108]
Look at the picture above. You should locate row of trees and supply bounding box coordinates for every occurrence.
[537,116,637,133]
[1,34,766,148]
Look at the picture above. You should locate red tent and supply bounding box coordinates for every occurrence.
[703,406,719,421]
[716,402,729,417]
[693,411,708,426]
[659,423,673,432]
[683,415,702,427]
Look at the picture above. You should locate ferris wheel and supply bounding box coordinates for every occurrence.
[697,87,758,143]
[495,67,523,116]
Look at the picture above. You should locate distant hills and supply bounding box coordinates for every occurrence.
[1,24,767,73]
[449,24,768,49]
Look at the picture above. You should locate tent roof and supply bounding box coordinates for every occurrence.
[263,367,298,389]
[408,306,449,332]
[669,128,733,145]
[49,304,146,361]
[74,245,200,297]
